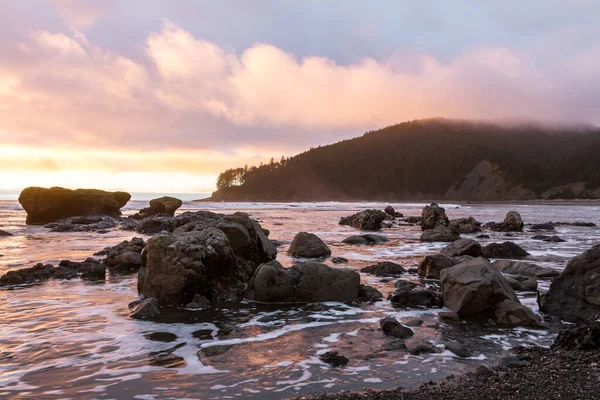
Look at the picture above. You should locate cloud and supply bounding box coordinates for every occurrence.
[50,0,115,29]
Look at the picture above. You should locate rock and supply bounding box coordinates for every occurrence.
[505,276,538,291]
[444,341,472,358]
[540,245,600,322]
[409,342,439,356]
[0,263,55,286]
[342,234,389,245]
[449,217,482,234]
[420,226,460,242]
[185,294,213,309]
[379,316,414,339]
[405,216,421,224]
[319,351,349,367]
[440,257,539,326]
[103,238,145,274]
[139,212,276,305]
[492,260,559,278]
[438,311,460,321]
[445,161,536,201]
[530,223,555,230]
[405,319,424,327]
[198,344,234,358]
[481,242,529,259]
[245,260,360,303]
[339,209,388,231]
[476,234,490,239]
[552,315,600,351]
[390,288,443,308]
[532,235,565,243]
[358,284,384,302]
[440,239,482,257]
[127,211,223,235]
[140,196,183,217]
[541,182,597,200]
[394,280,417,291]
[418,254,461,279]
[18,186,130,225]
[149,351,186,368]
[331,257,348,264]
[382,338,407,351]
[384,206,403,218]
[0,230,13,237]
[287,232,331,258]
[58,258,106,281]
[494,299,542,328]
[129,297,160,319]
[44,216,117,232]
[420,203,449,230]
[360,261,406,276]
[485,211,524,232]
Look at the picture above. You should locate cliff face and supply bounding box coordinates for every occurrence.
[541,182,600,200]
[444,161,536,201]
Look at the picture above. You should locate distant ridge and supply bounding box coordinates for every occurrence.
[205,119,600,202]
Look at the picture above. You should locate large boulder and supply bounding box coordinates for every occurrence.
[492,260,559,278]
[342,234,389,245]
[138,212,276,305]
[103,238,145,274]
[449,217,482,234]
[440,257,540,327]
[481,242,529,259]
[540,245,600,322]
[135,196,183,218]
[245,260,360,303]
[420,226,459,242]
[420,203,449,231]
[287,232,331,258]
[418,254,461,279]
[440,239,482,257]
[360,261,406,276]
[485,211,524,232]
[18,187,130,225]
[339,209,387,231]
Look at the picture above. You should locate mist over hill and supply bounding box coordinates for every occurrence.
[207,119,600,202]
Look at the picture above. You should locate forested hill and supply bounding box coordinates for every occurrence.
[206,119,600,202]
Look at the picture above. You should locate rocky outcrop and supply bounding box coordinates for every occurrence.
[102,238,145,274]
[552,315,600,351]
[0,263,55,286]
[445,160,536,201]
[482,241,529,259]
[420,203,449,230]
[0,258,107,286]
[541,182,600,200]
[342,234,389,245]
[449,217,482,234]
[360,261,406,276]
[440,257,540,327]
[384,206,403,218]
[418,254,461,279]
[130,196,183,219]
[440,239,482,258]
[540,245,600,322]
[287,232,331,258]
[18,187,130,225]
[45,216,117,232]
[245,260,360,303]
[339,210,387,231]
[492,260,559,278]
[138,212,276,305]
[123,211,223,235]
[420,226,459,242]
[484,211,524,232]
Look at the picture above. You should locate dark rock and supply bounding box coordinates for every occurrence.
[540,245,600,322]
[390,288,443,309]
[0,229,13,236]
[59,258,106,281]
[492,260,559,278]
[449,217,482,234]
[405,319,424,327]
[0,263,55,286]
[319,351,349,367]
[270,239,285,247]
[149,352,186,368]
[360,261,406,276]
[476,234,490,239]
[552,315,600,351]
[505,275,538,291]
[530,223,555,230]
[139,196,182,217]
[139,212,276,305]
[440,257,540,327]
[44,216,118,232]
[331,257,348,264]
[103,237,145,274]
[484,211,524,232]
[418,254,461,279]
[379,316,414,339]
[127,210,223,235]
[420,225,460,242]
[481,242,529,259]
[198,344,233,358]
[339,209,387,231]
[381,338,407,351]
[444,341,472,358]
[532,235,566,242]
[420,203,449,231]
[185,294,213,309]
[438,311,460,321]
[384,206,403,218]
[144,332,178,342]
[288,232,331,258]
[342,234,389,245]
[440,239,482,257]
[409,342,439,355]
[358,284,384,302]
[405,216,421,224]
[394,280,417,291]
[129,297,160,319]
[246,260,360,303]
[18,186,130,225]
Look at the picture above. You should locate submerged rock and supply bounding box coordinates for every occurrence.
[0,263,55,286]
[245,260,360,303]
[390,287,443,309]
[530,223,555,230]
[58,258,106,281]
[409,342,439,355]
[342,234,389,245]
[331,257,349,264]
[532,234,566,242]
[420,226,460,242]
[360,261,406,276]
[339,209,387,231]
[440,239,482,258]
[481,241,529,259]
[129,297,160,319]
[287,232,331,258]
[540,245,600,322]
[18,186,130,225]
[418,254,460,279]
[319,351,349,367]
[379,316,414,339]
[44,216,118,232]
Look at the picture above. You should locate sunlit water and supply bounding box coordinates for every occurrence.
[1,200,599,399]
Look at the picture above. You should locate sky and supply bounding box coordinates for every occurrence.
[1,1,600,194]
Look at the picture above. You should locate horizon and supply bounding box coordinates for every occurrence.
[2,1,600,193]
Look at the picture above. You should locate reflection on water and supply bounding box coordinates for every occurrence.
[1,200,599,399]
